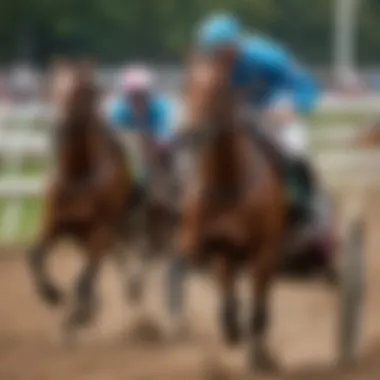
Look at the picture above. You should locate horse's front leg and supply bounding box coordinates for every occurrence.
[113,236,151,319]
[63,225,110,343]
[215,255,241,345]
[113,244,149,305]
[68,258,101,327]
[28,238,63,306]
[165,246,190,340]
[123,202,154,304]
[27,206,63,306]
[164,221,200,341]
[165,191,203,340]
[247,242,279,372]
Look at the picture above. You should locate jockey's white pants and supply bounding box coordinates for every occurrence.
[241,107,309,160]
[275,119,308,159]
[255,97,309,159]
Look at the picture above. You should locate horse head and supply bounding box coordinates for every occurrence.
[183,53,236,134]
[50,58,99,129]
[179,53,248,194]
[49,58,104,178]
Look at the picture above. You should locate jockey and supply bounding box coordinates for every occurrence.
[108,65,173,186]
[195,12,320,222]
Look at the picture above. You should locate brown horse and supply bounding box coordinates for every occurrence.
[165,57,287,371]
[27,60,144,341]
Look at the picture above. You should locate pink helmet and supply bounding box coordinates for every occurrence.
[121,65,155,95]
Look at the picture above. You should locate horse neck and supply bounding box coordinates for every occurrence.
[201,121,244,188]
[58,113,102,178]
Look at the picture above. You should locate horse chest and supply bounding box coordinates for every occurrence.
[203,202,248,235]
[202,186,241,206]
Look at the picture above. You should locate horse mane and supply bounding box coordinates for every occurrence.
[182,54,248,195]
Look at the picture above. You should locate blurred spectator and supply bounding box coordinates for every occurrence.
[9,62,39,102]
[334,68,366,95]
[370,70,380,92]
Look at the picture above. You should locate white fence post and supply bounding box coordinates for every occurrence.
[0,108,23,241]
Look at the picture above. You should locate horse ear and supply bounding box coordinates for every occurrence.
[76,59,95,80]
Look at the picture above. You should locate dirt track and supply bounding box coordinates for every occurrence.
[1,198,380,380]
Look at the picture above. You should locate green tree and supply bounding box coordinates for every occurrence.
[0,0,378,65]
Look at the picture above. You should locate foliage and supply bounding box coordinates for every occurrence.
[0,0,377,65]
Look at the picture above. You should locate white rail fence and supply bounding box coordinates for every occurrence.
[0,102,378,244]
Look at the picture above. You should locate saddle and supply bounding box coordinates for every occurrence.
[171,120,314,226]
[245,124,315,225]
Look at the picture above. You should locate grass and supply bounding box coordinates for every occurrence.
[0,198,42,245]
[18,199,43,242]
[307,111,380,128]
[0,158,46,245]
[0,159,48,177]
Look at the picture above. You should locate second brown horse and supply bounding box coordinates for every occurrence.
[27,60,140,341]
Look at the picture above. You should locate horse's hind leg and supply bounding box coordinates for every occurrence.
[247,244,279,372]
[28,238,63,306]
[63,257,100,343]
[126,242,151,304]
[165,252,188,339]
[113,245,148,305]
[216,255,241,345]
[71,259,100,322]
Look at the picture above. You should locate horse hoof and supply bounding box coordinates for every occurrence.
[202,357,231,380]
[165,321,189,343]
[325,267,340,287]
[127,318,164,345]
[71,308,93,326]
[39,283,64,306]
[68,301,97,327]
[248,346,279,373]
[125,280,143,304]
[223,325,241,346]
[60,327,78,349]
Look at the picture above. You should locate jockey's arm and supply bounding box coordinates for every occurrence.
[264,64,318,158]
[243,42,319,158]
[266,60,319,128]
[240,36,319,129]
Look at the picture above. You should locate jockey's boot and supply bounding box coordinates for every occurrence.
[248,126,317,223]
[287,156,318,224]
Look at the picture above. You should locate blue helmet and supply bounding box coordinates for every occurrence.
[196,13,241,52]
